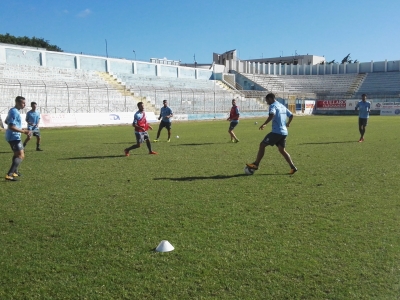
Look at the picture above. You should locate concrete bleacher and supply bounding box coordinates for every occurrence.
[111,72,266,113]
[245,73,362,97]
[355,72,400,97]
[0,64,130,113]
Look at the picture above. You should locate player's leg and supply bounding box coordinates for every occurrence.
[124,133,141,156]
[246,141,269,170]
[23,132,31,147]
[228,122,239,142]
[154,122,163,142]
[6,142,24,181]
[358,118,365,141]
[277,144,297,174]
[35,132,42,151]
[144,133,157,154]
[166,122,171,142]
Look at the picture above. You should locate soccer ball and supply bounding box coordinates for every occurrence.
[244,166,255,175]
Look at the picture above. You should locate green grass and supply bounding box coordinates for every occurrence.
[1,116,399,299]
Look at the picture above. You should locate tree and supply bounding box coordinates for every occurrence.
[0,33,63,52]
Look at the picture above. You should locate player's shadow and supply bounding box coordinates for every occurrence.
[171,143,218,146]
[154,173,287,181]
[299,141,357,145]
[60,155,123,160]
[103,141,136,145]
[154,174,248,181]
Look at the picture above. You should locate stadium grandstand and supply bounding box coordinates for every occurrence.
[1,44,399,122]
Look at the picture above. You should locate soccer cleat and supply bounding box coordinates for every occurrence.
[153,139,159,142]
[246,163,259,170]
[5,175,18,181]
[234,139,240,143]
[358,138,364,143]
[124,149,130,156]
[12,172,22,177]
[149,151,158,155]
[289,167,298,174]
[167,139,170,143]
[36,148,43,151]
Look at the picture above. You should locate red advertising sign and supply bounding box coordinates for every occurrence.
[316,100,346,110]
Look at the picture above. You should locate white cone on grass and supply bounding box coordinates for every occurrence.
[155,240,174,252]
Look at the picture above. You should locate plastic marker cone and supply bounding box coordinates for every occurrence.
[155,240,174,252]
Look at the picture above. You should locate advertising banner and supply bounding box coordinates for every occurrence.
[380,103,400,116]
[316,100,346,110]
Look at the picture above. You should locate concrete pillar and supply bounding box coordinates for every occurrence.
[177,66,180,78]
[371,61,373,73]
[75,55,80,70]
[156,64,161,76]
[344,62,347,74]
[384,59,387,72]
[132,61,136,74]
[278,63,281,75]
[106,58,110,73]
[356,62,359,73]
[40,51,46,67]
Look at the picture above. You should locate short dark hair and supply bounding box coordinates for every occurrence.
[163,100,167,103]
[362,94,367,97]
[15,96,25,103]
[31,102,37,106]
[137,102,143,107]
[266,93,275,100]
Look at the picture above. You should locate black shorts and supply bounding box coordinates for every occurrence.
[28,129,41,137]
[262,132,287,148]
[359,118,368,127]
[8,140,24,151]
[159,120,172,130]
[229,121,238,131]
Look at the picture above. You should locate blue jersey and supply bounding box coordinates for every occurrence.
[160,106,173,122]
[356,101,371,118]
[269,101,293,135]
[5,107,22,142]
[26,110,41,130]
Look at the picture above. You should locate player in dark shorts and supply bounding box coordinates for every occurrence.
[154,100,173,142]
[247,93,297,174]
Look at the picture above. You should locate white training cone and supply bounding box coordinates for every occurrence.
[155,240,174,252]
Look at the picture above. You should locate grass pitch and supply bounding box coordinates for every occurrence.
[1,116,399,299]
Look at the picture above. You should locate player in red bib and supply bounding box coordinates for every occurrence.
[227,99,240,142]
[124,102,157,156]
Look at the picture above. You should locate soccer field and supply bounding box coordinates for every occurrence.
[1,116,399,299]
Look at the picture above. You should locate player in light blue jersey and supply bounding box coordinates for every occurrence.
[247,93,297,174]
[4,96,32,181]
[23,102,43,151]
[355,94,371,142]
[154,100,173,142]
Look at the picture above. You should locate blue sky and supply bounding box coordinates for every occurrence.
[1,0,399,64]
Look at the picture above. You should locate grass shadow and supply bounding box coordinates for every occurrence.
[299,141,357,145]
[154,173,289,181]
[60,155,124,160]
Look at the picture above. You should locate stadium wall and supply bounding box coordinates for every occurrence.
[230,59,400,75]
[0,43,213,80]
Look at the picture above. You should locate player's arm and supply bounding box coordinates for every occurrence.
[259,114,274,130]
[286,115,294,127]
[355,103,359,112]
[8,124,30,135]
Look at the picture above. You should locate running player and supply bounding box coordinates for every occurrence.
[227,98,240,142]
[355,94,371,142]
[4,96,31,181]
[124,102,157,156]
[246,93,297,174]
[23,101,43,151]
[154,100,173,142]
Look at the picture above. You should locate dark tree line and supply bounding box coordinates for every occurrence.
[0,33,63,52]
